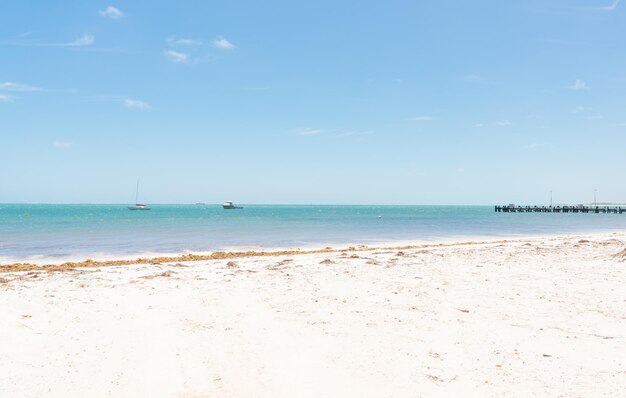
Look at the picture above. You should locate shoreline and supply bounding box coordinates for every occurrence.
[2,230,625,273]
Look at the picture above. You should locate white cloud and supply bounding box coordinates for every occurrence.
[164,50,188,63]
[52,141,73,149]
[212,36,235,49]
[572,106,592,113]
[167,36,203,46]
[99,6,124,19]
[567,79,590,90]
[0,94,14,102]
[0,82,41,91]
[294,127,323,136]
[409,116,433,121]
[124,98,150,109]
[525,143,540,150]
[617,123,626,127]
[473,123,483,128]
[494,120,512,127]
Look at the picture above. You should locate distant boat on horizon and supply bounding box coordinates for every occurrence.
[128,178,150,210]
[222,201,243,209]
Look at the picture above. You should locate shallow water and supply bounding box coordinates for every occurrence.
[2,204,626,263]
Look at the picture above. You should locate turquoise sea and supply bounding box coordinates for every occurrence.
[2,204,626,264]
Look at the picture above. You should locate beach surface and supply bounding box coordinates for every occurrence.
[1,233,625,397]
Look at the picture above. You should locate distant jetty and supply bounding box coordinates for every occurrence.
[495,204,625,214]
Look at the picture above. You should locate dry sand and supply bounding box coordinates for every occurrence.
[1,233,625,397]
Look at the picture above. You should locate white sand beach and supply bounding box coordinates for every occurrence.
[1,233,625,397]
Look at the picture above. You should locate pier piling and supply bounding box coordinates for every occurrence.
[495,205,624,214]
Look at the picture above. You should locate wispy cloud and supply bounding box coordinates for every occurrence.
[572,106,592,113]
[473,121,512,128]
[525,143,540,150]
[567,79,590,90]
[164,50,188,63]
[0,82,41,91]
[72,47,133,54]
[167,36,203,46]
[590,0,620,11]
[604,0,620,10]
[409,115,433,121]
[167,35,235,49]
[0,94,14,103]
[163,35,234,63]
[52,141,73,149]
[293,127,373,140]
[71,34,95,46]
[99,6,124,19]
[617,122,626,127]
[124,98,150,109]
[212,36,235,49]
[6,34,95,47]
[294,127,324,136]
[336,130,374,138]
[587,115,603,120]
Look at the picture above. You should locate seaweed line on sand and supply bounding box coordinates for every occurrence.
[0,239,520,274]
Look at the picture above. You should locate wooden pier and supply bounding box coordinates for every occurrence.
[495,205,625,214]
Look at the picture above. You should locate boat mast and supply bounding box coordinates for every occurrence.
[135,178,140,204]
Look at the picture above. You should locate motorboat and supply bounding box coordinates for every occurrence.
[222,201,243,209]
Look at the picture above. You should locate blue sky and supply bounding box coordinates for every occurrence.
[1,0,625,204]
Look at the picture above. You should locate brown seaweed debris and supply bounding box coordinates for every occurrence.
[226,261,239,268]
[0,238,519,274]
[140,271,176,279]
[319,259,334,265]
[611,248,626,261]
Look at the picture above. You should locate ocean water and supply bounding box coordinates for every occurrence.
[2,204,626,264]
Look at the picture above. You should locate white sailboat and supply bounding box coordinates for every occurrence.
[128,178,150,210]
